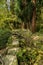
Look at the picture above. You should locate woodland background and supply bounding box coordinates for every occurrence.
[0,0,43,65]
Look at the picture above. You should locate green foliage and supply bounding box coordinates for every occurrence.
[0,1,43,65]
[17,1,35,22]
[24,2,34,22]
[17,49,39,65]
[0,27,11,49]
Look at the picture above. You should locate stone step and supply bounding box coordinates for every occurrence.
[8,39,19,47]
[7,47,21,55]
[3,55,18,65]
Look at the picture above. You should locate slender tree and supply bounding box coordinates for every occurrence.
[31,0,36,32]
[10,0,15,14]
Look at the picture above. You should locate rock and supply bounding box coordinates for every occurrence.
[8,47,21,55]
[31,34,43,50]
[12,40,19,46]
[3,55,18,65]
[32,35,39,40]
[8,38,19,47]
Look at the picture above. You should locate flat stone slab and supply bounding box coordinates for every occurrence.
[3,55,18,65]
[8,47,21,55]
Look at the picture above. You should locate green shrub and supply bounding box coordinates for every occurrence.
[0,28,11,49]
[17,49,38,65]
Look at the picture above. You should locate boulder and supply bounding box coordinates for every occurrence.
[3,55,18,65]
[8,47,21,55]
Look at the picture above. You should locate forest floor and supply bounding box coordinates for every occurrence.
[0,29,43,65]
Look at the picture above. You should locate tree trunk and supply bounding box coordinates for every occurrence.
[31,0,36,33]
[11,0,14,14]
[21,22,24,29]
[26,22,29,29]
[6,0,10,12]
